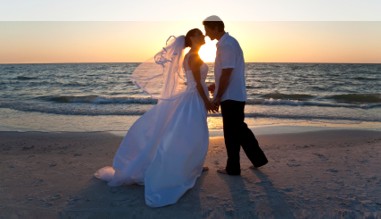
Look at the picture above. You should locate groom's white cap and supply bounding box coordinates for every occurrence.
[203,15,223,22]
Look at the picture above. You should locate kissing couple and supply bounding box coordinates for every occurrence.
[95,15,268,207]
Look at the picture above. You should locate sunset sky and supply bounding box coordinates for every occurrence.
[0,0,380,64]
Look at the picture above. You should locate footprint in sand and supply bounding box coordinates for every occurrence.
[313,153,328,161]
[287,159,301,167]
[326,168,338,173]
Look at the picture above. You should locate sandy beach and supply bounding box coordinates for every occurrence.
[1,129,381,218]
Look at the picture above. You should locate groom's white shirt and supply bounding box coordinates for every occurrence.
[214,32,247,102]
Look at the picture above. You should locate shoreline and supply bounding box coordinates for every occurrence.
[1,129,381,218]
[1,108,380,137]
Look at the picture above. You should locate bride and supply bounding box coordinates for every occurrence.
[94,28,216,207]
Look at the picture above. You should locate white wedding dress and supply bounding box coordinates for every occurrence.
[95,57,209,208]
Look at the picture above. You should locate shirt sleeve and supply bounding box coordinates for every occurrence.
[218,43,236,69]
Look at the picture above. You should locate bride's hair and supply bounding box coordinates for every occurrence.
[184,28,202,48]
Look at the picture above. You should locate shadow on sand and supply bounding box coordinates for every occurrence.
[60,174,207,219]
[214,169,295,219]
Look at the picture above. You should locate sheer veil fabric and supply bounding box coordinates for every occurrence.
[95,35,209,207]
[131,36,186,100]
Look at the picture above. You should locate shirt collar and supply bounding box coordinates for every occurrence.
[216,32,229,47]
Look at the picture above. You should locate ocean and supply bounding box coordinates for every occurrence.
[0,63,380,135]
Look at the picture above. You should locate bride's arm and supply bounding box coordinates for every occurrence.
[189,55,217,113]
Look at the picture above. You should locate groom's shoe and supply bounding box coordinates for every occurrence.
[250,160,268,169]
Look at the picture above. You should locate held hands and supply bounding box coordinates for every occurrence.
[205,100,219,113]
[212,97,221,112]
[206,83,219,113]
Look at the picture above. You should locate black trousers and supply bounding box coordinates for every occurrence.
[220,100,268,175]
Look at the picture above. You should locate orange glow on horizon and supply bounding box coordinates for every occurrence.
[0,21,380,64]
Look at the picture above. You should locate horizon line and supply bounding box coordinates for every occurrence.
[1,61,381,65]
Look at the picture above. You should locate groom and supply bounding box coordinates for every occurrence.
[203,15,268,175]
